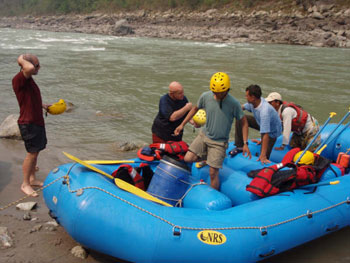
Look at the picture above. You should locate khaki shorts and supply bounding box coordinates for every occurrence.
[189,131,228,169]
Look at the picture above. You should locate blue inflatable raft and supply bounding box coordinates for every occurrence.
[43,124,350,262]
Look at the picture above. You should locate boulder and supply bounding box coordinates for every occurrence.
[0,114,21,139]
[71,245,88,259]
[16,201,37,211]
[113,141,146,152]
[0,227,13,248]
[344,9,350,17]
[318,4,334,14]
[311,11,324,20]
[113,19,134,36]
[205,9,217,16]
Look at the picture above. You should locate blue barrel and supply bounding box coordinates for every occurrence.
[147,156,191,206]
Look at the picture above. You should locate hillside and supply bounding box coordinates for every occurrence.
[1,0,350,16]
[0,0,350,48]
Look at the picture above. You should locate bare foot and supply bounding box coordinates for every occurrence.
[21,184,39,197]
[30,179,44,187]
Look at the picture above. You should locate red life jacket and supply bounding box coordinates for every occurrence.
[246,163,285,197]
[138,141,189,161]
[281,102,308,133]
[246,148,331,197]
[112,163,153,190]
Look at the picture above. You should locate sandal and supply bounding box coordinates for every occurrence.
[229,147,243,158]
[195,161,207,168]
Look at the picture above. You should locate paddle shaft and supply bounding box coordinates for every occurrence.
[295,112,336,164]
[85,160,159,165]
[85,160,136,164]
[300,180,339,188]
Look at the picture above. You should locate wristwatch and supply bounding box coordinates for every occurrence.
[244,141,249,145]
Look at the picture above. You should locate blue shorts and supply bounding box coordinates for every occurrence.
[19,123,47,153]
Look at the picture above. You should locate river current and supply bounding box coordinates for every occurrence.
[1,28,350,262]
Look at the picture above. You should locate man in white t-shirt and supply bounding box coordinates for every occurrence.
[266,92,320,151]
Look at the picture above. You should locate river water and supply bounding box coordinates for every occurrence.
[1,28,350,262]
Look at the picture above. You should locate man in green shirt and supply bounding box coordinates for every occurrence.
[174,72,251,189]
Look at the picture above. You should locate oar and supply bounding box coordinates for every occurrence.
[315,107,350,153]
[300,180,340,189]
[62,152,172,207]
[295,112,336,165]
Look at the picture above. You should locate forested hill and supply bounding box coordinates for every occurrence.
[1,0,350,16]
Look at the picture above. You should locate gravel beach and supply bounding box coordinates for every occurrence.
[0,139,125,262]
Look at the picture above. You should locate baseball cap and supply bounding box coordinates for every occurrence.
[265,92,282,102]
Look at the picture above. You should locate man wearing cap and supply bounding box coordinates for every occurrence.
[233,85,282,164]
[266,92,320,151]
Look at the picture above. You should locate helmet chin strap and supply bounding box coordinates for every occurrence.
[219,89,229,109]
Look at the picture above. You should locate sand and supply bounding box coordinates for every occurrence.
[0,138,124,263]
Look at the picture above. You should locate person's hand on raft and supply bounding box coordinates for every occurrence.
[257,154,271,165]
[242,144,252,159]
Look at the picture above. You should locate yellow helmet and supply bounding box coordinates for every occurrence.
[48,99,66,115]
[193,109,206,126]
[293,151,315,165]
[210,72,230,93]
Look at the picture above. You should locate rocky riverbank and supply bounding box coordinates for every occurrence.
[1,3,350,48]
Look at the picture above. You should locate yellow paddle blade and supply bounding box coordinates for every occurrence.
[62,152,172,207]
[85,160,135,164]
[329,180,340,185]
[114,178,172,207]
[316,144,327,155]
[63,152,113,179]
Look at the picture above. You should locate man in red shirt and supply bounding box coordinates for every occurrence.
[12,54,49,197]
